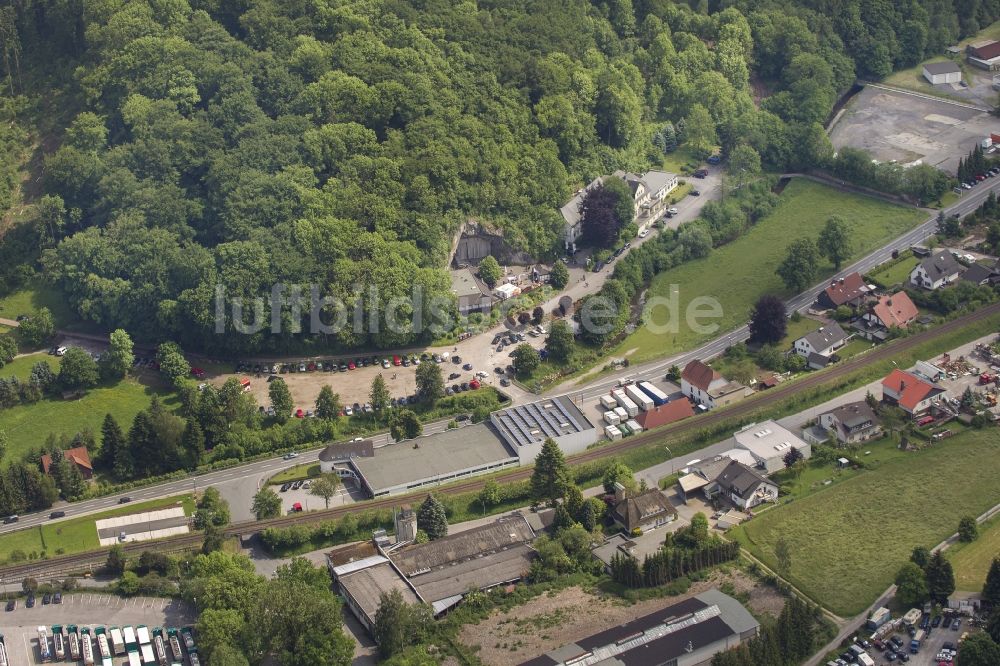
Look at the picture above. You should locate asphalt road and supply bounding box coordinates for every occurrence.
[2,175,996,534]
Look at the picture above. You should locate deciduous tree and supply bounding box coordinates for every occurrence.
[549,261,569,289]
[369,374,390,412]
[415,362,444,405]
[478,256,502,288]
[252,487,281,520]
[817,216,851,269]
[100,329,134,379]
[958,515,979,542]
[748,295,787,344]
[16,308,55,348]
[309,474,339,509]
[390,409,422,441]
[895,562,928,607]
[58,347,99,390]
[511,343,540,377]
[268,378,293,423]
[546,320,574,363]
[777,238,819,292]
[315,386,341,420]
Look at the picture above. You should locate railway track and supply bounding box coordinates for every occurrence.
[3,303,998,580]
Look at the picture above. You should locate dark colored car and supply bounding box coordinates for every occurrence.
[118,497,132,504]
[449,373,460,380]
[932,615,942,627]
[280,483,291,492]
[951,619,960,631]
[5,599,14,611]
[26,595,35,608]
[53,592,62,604]
[42,593,51,605]
[50,511,66,519]
[463,363,473,371]
[690,189,701,196]
[452,356,461,363]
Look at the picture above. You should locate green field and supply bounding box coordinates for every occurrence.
[612,179,926,363]
[0,353,173,464]
[0,352,58,379]
[0,281,82,331]
[0,494,195,563]
[948,513,1000,592]
[268,463,321,484]
[730,428,1000,616]
[868,257,918,288]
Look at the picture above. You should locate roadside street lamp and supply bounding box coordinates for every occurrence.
[664,446,674,475]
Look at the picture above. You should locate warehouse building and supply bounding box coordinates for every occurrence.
[490,396,597,464]
[350,423,518,497]
[520,588,759,666]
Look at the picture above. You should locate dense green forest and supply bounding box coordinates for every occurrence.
[0,0,994,354]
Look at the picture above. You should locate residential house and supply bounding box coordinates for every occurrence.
[818,401,883,446]
[680,359,749,410]
[560,176,604,253]
[450,267,492,315]
[816,272,870,310]
[922,61,962,84]
[678,459,778,510]
[881,369,946,417]
[967,40,1000,70]
[910,250,963,290]
[612,169,679,228]
[858,291,919,341]
[611,484,677,533]
[560,170,677,252]
[40,446,94,480]
[731,420,811,474]
[794,323,849,369]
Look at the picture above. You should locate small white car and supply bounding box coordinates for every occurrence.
[667,207,678,215]
[638,229,649,238]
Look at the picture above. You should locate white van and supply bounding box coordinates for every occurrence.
[55,346,68,356]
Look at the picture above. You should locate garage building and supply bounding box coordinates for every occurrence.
[922,61,962,84]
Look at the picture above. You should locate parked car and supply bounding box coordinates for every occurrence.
[690,189,701,196]
[42,593,51,605]
[53,592,62,604]
[463,363,473,370]
[280,483,290,492]
[347,361,356,370]
[951,619,960,631]
[26,595,35,608]
[932,615,942,627]
[942,616,952,628]
[295,409,304,418]
[5,599,14,611]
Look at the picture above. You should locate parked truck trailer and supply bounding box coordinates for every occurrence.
[110,627,125,655]
[37,626,52,663]
[624,385,653,412]
[611,389,638,417]
[638,381,668,406]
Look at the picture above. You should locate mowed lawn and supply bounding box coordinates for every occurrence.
[0,281,82,330]
[613,179,926,362]
[948,513,1000,592]
[0,353,174,464]
[0,495,195,563]
[730,429,1000,616]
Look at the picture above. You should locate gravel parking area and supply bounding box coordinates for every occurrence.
[0,593,193,665]
[830,85,995,174]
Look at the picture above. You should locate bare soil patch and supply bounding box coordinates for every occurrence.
[460,570,776,666]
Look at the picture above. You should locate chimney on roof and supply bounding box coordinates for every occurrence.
[614,481,626,504]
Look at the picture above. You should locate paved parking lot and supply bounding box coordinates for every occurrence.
[830,85,995,174]
[868,619,967,665]
[0,593,193,665]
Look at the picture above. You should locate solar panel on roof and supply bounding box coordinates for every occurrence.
[523,403,558,437]
[530,402,566,434]
[500,413,533,447]
[552,398,582,432]
[508,408,540,441]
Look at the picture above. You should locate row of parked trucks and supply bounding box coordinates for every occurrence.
[601,382,669,439]
[36,624,199,666]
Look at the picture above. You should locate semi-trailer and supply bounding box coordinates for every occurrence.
[68,626,81,661]
[140,642,156,665]
[81,631,95,666]
[153,629,169,666]
[0,633,8,666]
[37,626,52,663]
[624,385,653,412]
[52,626,65,660]
[110,627,126,655]
[127,650,142,666]
[638,381,668,406]
[167,630,183,662]
[603,410,620,425]
[123,626,137,652]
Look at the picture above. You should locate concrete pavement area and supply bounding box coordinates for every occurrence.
[0,593,192,666]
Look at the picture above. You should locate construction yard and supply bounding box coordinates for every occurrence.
[829,85,996,174]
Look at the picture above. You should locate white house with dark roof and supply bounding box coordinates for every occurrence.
[910,250,963,290]
[560,176,605,253]
[794,322,849,361]
[818,401,882,446]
